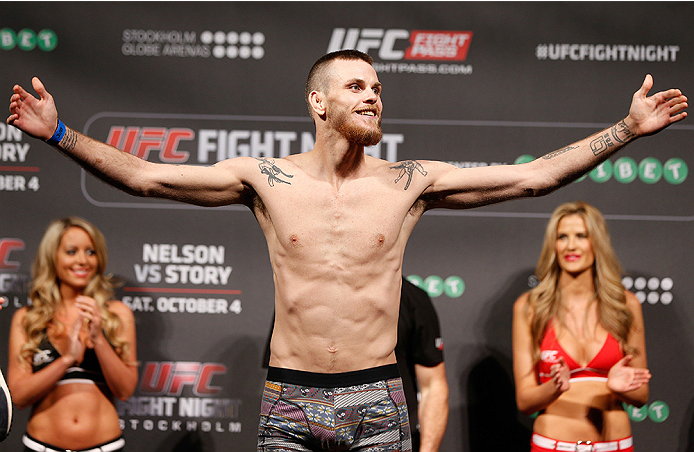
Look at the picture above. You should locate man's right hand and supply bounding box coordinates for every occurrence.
[624,74,688,138]
[7,77,59,141]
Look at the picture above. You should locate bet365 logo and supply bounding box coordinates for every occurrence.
[0,28,57,51]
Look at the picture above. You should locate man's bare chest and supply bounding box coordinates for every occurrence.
[255,177,417,253]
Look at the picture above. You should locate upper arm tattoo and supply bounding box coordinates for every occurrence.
[390,160,427,190]
[256,158,293,187]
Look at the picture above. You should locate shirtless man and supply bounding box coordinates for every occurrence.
[7,50,687,451]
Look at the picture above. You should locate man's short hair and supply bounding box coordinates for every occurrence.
[305,50,374,117]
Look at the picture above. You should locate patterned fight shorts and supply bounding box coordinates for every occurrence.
[258,364,412,451]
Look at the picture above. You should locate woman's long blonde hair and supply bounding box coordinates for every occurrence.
[526,201,635,363]
[19,217,131,366]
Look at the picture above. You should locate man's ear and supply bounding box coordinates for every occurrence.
[309,91,326,117]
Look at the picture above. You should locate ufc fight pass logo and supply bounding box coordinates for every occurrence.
[328,28,473,61]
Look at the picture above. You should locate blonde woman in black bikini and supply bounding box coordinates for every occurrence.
[7,217,137,452]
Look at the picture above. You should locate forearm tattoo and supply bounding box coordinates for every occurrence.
[59,127,78,152]
[257,157,293,187]
[390,160,427,190]
[590,120,635,156]
[542,145,578,160]
[611,120,636,144]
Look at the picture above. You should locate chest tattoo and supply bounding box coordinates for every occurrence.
[257,158,293,187]
[390,160,427,190]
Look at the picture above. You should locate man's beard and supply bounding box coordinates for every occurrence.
[331,109,383,146]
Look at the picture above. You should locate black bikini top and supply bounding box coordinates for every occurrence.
[32,335,107,386]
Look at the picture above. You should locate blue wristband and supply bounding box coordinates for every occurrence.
[47,119,66,144]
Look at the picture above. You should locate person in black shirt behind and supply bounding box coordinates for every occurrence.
[396,278,449,452]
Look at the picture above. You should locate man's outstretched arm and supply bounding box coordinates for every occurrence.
[420,75,688,209]
[7,77,253,207]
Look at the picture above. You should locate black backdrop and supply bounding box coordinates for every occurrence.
[1,2,693,451]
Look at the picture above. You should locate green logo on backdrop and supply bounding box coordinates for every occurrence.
[625,403,648,422]
[613,157,638,183]
[406,275,465,298]
[1,28,57,51]
[17,28,37,51]
[444,276,465,298]
[514,155,535,165]
[517,155,687,185]
[638,157,662,184]
[624,401,669,423]
[37,29,58,51]
[0,28,17,50]
[663,158,687,184]
[648,401,670,423]
[424,276,444,297]
[589,160,612,183]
